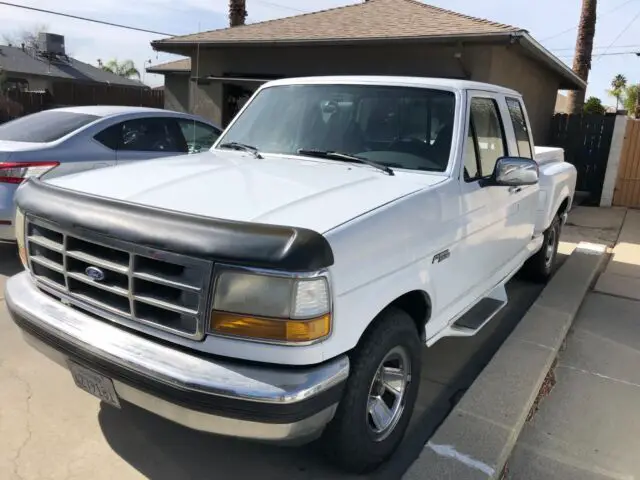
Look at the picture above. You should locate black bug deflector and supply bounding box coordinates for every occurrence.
[15,179,334,271]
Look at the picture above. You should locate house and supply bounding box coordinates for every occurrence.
[0,32,145,93]
[146,58,191,112]
[149,0,585,143]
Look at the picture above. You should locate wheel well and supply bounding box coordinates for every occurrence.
[384,290,431,342]
[557,197,570,218]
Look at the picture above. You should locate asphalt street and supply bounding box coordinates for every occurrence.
[0,242,553,479]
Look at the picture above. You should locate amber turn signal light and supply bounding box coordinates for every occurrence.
[210,311,331,342]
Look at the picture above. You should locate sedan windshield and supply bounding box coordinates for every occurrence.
[217,84,456,172]
[0,110,99,143]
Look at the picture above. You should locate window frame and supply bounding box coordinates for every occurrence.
[462,94,509,183]
[505,96,534,159]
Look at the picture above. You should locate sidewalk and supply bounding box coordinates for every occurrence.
[507,209,640,479]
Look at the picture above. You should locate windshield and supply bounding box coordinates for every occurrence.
[217,84,456,172]
[0,110,99,143]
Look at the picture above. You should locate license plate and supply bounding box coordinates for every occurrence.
[68,362,121,408]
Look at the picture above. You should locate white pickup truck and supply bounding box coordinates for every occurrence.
[5,76,576,473]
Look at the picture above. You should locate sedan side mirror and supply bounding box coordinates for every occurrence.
[492,156,539,187]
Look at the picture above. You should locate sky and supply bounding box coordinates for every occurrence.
[0,0,638,106]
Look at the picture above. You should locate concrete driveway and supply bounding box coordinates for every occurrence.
[0,242,547,480]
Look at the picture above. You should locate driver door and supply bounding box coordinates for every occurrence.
[457,93,515,295]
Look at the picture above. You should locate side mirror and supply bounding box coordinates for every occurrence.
[492,156,539,187]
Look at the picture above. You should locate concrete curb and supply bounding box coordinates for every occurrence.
[403,242,608,480]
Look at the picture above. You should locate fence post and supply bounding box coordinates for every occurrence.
[600,114,628,207]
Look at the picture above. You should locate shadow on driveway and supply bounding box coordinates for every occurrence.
[0,243,21,278]
[97,261,560,479]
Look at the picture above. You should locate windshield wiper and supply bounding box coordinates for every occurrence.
[218,142,263,159]
[297,149,394,176]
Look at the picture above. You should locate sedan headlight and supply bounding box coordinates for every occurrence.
[210,267,331,343]
[15,208,27,268]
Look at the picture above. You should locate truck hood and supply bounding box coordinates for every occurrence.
[46,151,445,233]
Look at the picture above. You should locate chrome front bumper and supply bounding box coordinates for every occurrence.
[5,272,349,444]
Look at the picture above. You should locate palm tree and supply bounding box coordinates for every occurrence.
[229,0,247,27]
[567,0,597,114]
[624,84,639,116]
[608,74,628,110]
[100,59,140,80]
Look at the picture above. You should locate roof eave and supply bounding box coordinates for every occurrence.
[515,32,585,90]
[151,32,515,52]
[146,68,190,74]
[151,31,585,90]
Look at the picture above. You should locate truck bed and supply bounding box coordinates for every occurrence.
[534,146,564,166]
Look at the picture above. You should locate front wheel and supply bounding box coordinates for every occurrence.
[321,308,422,473]
[523,216,561,282]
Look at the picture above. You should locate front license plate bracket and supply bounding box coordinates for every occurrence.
[68,361,121,409]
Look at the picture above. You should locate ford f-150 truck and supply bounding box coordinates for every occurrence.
[5,76,576,473]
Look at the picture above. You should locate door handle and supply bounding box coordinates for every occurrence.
[509,186,522,194]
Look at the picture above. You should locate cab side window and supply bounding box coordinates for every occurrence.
[506,98,533,159]
[469,98,507,177]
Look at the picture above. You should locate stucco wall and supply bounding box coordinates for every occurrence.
[176,42,560,142]
[186,43,493,125]
[485,45,560,145]
[163,74,190,113]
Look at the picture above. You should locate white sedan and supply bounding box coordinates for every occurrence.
[0,106,222,241]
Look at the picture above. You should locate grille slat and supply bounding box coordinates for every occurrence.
[66,250,129,274]
[25,217,213,340]
[67,271,130,297]
[28,234,64,252]
[133,272,201,292]
[30,254,64,273]
[134,295,198,316]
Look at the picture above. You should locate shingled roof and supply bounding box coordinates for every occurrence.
[146,58,191,74]
[0,45,144,87]
[153,0,519,46]
[151,0,585,90]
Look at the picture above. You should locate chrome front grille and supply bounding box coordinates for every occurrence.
[25,217,213,340]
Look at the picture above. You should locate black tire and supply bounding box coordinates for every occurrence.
[523,215,561,283]
[321,308,422,473]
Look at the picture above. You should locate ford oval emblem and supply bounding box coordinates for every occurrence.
[85,266,106,282]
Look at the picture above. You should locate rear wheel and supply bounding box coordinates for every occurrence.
[523,215,561,282]
[321,308,421,473]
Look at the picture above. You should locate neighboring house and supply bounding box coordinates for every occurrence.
[146,58,191,112]
[0,32,145,93]
[150,0,585,143]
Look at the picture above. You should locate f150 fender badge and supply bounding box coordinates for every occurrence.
[432,249,450,264]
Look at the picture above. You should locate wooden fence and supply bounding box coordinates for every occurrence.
[50,81,164,108]
[548,113,616,206]
[613,119,640,207]
[0,81,164,123]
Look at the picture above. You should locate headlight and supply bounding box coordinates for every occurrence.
[210,267,331,343]
[15,208,27,268]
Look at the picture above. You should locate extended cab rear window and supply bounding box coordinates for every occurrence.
[0,110,99,143]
